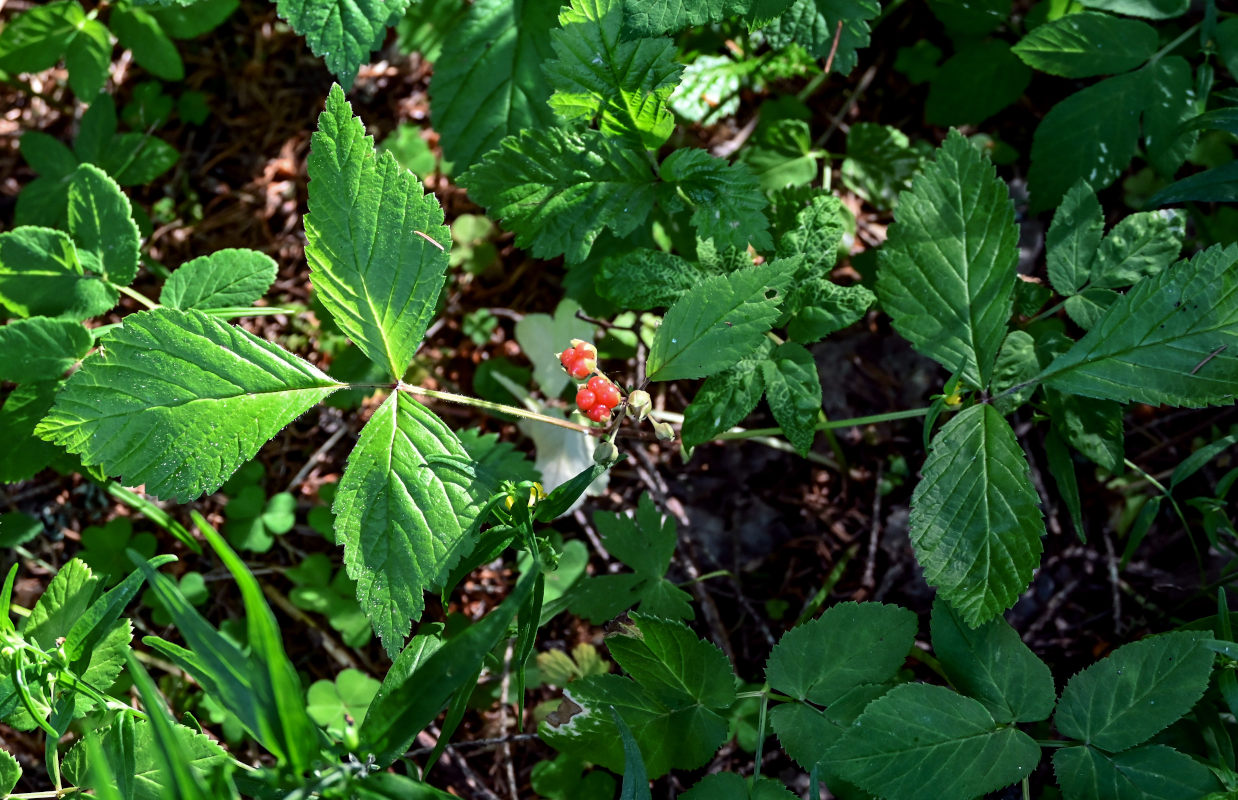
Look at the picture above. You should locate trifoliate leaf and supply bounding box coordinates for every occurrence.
[1046,180,1104,296]
[36,308,342,502]
[334,392,489,656]
[0,227,116,320]
[761,342,820,456]
[658,148,772,251]
[763,0,881,76]
[1011,12,1157,77]
[274,0,409,89]
[160,249,278,310]
[829,684,1041,800]
[430,0,559,172]
[876,130,1018,390]
[544,0,683,149]
[911,405,1044,626]
[460,127,656,264]
[681,353,767,448]
[1037,244,1238,407]
[67,164,140,287]
[0,318,92,383]
[306,85,451,380]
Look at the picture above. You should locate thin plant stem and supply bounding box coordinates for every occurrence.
[397,383,594,434]
[114,284,157,310]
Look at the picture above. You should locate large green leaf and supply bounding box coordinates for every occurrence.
[1028,70,1147,212]
[64,716,230,800]
[1142,57,1196,178]
[657,148,772,251]
[0,318,92,383]
[1046,180,1104,296]
[334,392,489,656]
[760,342,821,456]
[828,683,1041,800]
[459,128,656,264]
[544,0,683,149]
[0,227,116,320]
[763,0,881,76]
[680,353,767,448]
[1036,245,1238,407]
[67,164,140,287]
[1055,631,1213,752]
[766,602,916,704]
[274,0,408,89]
[646,261,790,381]
[875,130,1018,389]
[911,404,1044,626]
[1012,12,1156,77]
[306,85,451,380]
[36,308,342,502]
[430,0,559,172]
[1052,744,1220,800]
[606,615,736,709]
[930,598,1055,724]
[160,249,278,310]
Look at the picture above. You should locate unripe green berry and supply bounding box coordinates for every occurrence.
[627,389,651,421]
[594,441,619,465]
[652,420,675,441]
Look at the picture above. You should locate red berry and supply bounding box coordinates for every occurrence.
[575,388,597,411]
[586,404,612,423]
[560,348,578,368]
[587,376,621,408]
[567,360,592,379]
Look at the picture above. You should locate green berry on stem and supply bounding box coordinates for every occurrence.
[627,389,651,421]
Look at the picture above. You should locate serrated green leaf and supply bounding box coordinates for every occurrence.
[668,54,743,122]
[839,122,922,210]
[763,0,881,76]
[67,164,140,286]
[1037,244,1238,407]
[876,130,1018,389]
[1046,390,1124,473]
[1028,70,1147,212]
[0,226,116,320]
[770,703,845,772]
[761,341,820,456]
[544,0,683,149]
[1056,631,1214,752]
[1092,210,1183,289]
[334,392,488,656]
[64,18,110,98]
[766,602,916,704]
[991,330,1038,415]
[64,716,230,800]
[608,614,736,708]
[925,39,1031,127]
[1052,744,1220,800]
[785,278,875,344]
[430,0,559,172]
[1064,287,1119,331]
[740,119,820,191]
[460,128,656,264]
[930,598,1055,724]
[1078,0,1189,19]
[680,773,798,800]
[0,749,18,796]
[828,683,1041,800]
[681,355,766,448]
[160,249,278,310]
[37,308,342,502]
[647,261,789,381]
[776,194,845,273]
[1045,427,1086,541]
[0,318,92,383]
[110,6,184,80]
[658,148,772,251]
[0,0,84,73]
[275,0,408,89]
[620,0,794,36]
[597,249,717,310]
[1047,180,1104,296]
[306,85,451,380]
[0,382,60,482]
[911,405,1044,626]
[1012,12,1156,77]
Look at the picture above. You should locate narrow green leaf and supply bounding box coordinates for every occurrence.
[67,164,140,287]
[1056,631,1214,752]
[430,0,559,171]
[1028,70,1147,211]
[766,602,916,704]
[1037,244,1238,407]
[1146,161,1238,207]
[1170,431,1238,490]
[658,148,772,251]
[0,226,116,320]
[307,85,451,380]
[681,353,766,448]
[876,129,1018,389]
[614,707,653,799]
[460,128,656,264]
[763,0,881,76]
[0,0,84,73]
[160,249,277,310]
[1045,427,1087,541]
[37,308,342,502]
[544,0,683,149]
[911,405,1044,626]
[274,0,408,89]
[1046,180,1103,296]
[124,656,213,800]
[1053,744,1220,800]
[1091,210,1183,289]
[930,598,1055,724]
[829,683,1041,800]
[335,392,488,656]
[1079,0,1189,19]
[360,567,538,765]
[646,261,790,381]
[1012,12,1157,77]
[110,6,184,80]
[761,341,820,456]
[0,318,92,383]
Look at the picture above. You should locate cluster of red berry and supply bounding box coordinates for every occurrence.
[559,340,623,424]
[558,340,597,380]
